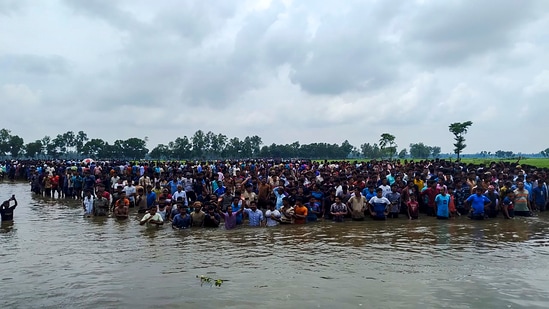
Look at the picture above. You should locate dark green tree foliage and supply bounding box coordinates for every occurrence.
[398,148,407,159]
[24,140,43,158]
[9,135,24,158]
[449,121,473,160]
[379,133,397,159]
[360,143,382,159]
[0,128,11,156]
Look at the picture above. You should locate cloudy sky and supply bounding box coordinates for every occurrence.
[1,0,548,154]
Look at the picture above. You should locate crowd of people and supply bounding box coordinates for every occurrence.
[0,158,547,227]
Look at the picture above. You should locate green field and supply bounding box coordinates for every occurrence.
[317,158,549,169]
[458,158,549,169]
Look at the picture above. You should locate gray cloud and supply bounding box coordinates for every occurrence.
[0,54,70,76]
[403,0,545,65]
[0,0,548,153]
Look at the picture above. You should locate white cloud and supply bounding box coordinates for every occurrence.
[0,0,548,153]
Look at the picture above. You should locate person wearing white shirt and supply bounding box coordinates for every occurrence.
[265,202,281,227]
[172,185,188,207]
[82,190,94,217]
[140,207,164,226]
[123,181,137,207]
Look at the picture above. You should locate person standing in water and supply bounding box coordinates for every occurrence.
[0,195,18,221]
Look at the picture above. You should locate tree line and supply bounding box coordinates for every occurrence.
[1,121,537,160]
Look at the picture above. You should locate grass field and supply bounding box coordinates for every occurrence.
[317,158,549,169]
[459,158,549,169]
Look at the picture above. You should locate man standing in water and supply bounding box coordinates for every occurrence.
[0,195,18,221]
[139,207,164,226]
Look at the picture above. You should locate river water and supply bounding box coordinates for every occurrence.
[1,182,549,309]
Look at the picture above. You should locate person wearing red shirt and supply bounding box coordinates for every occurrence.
[421,180,439,216]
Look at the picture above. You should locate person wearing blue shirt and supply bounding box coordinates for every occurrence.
[466,187,491,220]
[435,188,450,219]
[368,188,391,220]
[306,197,321,222]
[242,202,264,227]
[532,182,547,212]
[230,197,243,225]
[146,185,157,210]
[214,181,227,197]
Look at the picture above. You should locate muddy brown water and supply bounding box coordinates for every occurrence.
[1,182,549,308]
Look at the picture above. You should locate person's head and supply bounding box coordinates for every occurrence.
[475,186,483,195]
[506,190,514,199]
[250,201,258,211]
[440,186,448,195]
[391,183,398,192]
[354,187,361,196]
[410,194,416,201]
[193,201,202,212]
[177,185,183,192]
[146,184,153,192]
[180,207,187,215]
[335,196,342,204]
[488,185,495,192]
[84,190,91,197]
[232,196,240,205]
[517,181,524,190]
[376,188,383,197]
[149,206,157,215]
[268,201,275,210]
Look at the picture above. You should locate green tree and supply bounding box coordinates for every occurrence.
[191,130,206,159]
[75,131,88,155]
[379,133,397,159]
[449,121,473,160]
[360,143,382,159]
[25,140,43,158]
[339,140,354,159]
[9,135,24,158]
[150,144,171,160]
[82,139,106,158]
[398,148,407,159]
[409,143,431,159]
[0,128,11,156]
[431,146,441,158]
[541,148,549,158]
[172,136,192,160]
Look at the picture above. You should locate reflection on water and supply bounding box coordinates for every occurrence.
[1,183,549,309]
